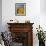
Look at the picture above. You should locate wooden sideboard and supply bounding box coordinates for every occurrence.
[7,23,34,46]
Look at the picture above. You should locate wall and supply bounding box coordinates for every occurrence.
[2,0,40,30]
[0,0,2,32]
[40,0,46,13]
[40,0,46,32]
[2,0,46,46]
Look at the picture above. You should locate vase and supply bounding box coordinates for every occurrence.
[39,40,45,46]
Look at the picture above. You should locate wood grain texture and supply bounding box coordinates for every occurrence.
[7,23,34,46]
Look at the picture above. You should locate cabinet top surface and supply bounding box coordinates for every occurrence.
[7,23,34,25]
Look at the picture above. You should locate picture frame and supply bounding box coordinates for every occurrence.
[15,3,26,16]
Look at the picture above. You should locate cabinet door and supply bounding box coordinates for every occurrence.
[11,32,28,46]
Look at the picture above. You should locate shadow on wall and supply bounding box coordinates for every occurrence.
[40,0,46,13]
[0,0,2,32]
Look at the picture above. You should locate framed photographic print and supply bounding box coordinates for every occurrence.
[15,3,26,16]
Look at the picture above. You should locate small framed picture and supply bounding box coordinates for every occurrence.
[15,3,26,16]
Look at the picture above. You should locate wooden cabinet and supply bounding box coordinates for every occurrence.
[7,23,34,46]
